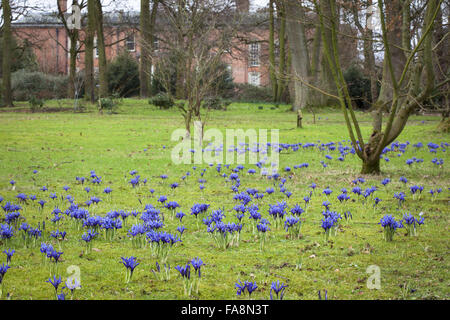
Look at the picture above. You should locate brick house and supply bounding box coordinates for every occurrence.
[11,0,271,88]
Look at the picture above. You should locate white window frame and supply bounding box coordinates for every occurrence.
[126,34,136,52]
[94,36,98,58]
[249,42,260,67]
[248,72,261,86]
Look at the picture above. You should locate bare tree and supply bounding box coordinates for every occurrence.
[94,0,107,98]
[139,0,159,98]
[84,0,95,102]
[152,0,240,139]
[56,0,86,99]
[283,0,344,119]
[284,0,316,114]
[346,0,379,103]
[310,0,445,174]
[268,0,288,102]
[1,0,13,107]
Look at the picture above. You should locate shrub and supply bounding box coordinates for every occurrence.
[211,62,235,98]
[230,83,273,103]
[98,94,121,114]
[106,50,139,97]
[11,70,68,101]
[203,96,231,110]
[149,93,175,109]
[29,96,44,113]
[343,64,374,110]
[0,36,39,73]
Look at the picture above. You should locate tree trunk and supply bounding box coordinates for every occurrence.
[268,0,278,101]
[184,110,192,139]
[377,0,405,107]
[318,0,338,106]
[284,0,315,111]
[2,0,13,107]
[361,157,381,175]
[68,33,78,98]
[140,0,151,98]
[95,0,108,98]
[175,59,186,99]
[352,0,378,103]
[147,0,158,96]
[85,0,95,103]
[297,110,303,128]
[275,0,287,102]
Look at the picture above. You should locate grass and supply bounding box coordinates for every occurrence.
[0,99,448,300]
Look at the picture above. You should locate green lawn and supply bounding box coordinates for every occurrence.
[0,99,448,300]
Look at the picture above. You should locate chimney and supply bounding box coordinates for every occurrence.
[58,0,67,13]
[236,0,250,13]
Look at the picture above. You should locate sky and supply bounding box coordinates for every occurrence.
[32,0,269,12]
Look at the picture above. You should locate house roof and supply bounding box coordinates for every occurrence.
[12,9,267,29]
[12,11,141,28]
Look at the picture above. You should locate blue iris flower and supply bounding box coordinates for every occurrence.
[191,257,203,278]
[3,249,15,264]
[177,225,186,236]
[0,263,11,284]
[121,256,140,275]
[46,275,62,293]
[175,263,191,279]
[270,280,288,300]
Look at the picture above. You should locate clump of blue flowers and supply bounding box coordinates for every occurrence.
[81,229,99,254]
[0,263,11,298]
[121,256,139,283]
[284,215,301,239]
[321,211,342,242]
[175,258,204,296]
[152,261,171,281]
[379,215,403,241]
[401,213,425,237]
[270,280,288,300]
[268,201,287,229]
[256,219,271,252]
[147,230,181,263]
[235,280,258,298]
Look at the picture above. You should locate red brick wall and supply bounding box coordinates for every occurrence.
[13,24,271,87]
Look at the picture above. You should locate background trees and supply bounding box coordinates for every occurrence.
[268,0,288,103]
[0,0,448,152]
[150,0,240,138]
[139,0,158,98]
[312,0,444,173]
[277,0,447,173]
[1,0,13,107]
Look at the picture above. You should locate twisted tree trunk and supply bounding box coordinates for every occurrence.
[85,0,95,103]
[313,0,440,174]
[284,0,315,111]
[2,0,13,107]
[95,0,108,98]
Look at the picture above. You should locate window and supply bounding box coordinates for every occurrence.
[94,36,98,58]
[126,34,136,52]
[249,42,260,67]
[68,39,81,60]
[248,72,260,86]
[274,39,280,56]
